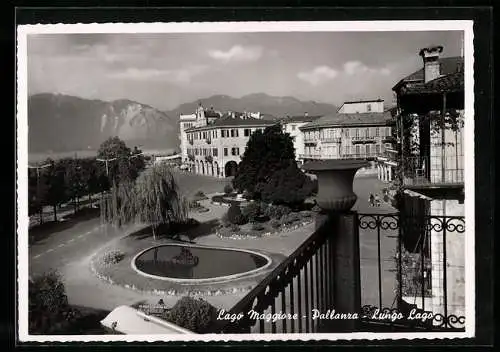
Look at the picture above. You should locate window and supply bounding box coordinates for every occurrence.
[355,128,360,138]
[355,145,360,156]
[213,148,218,157]
[244,128,251,137]
[230,129,235,137]
[366,145,371,156]
[375,127,380,137]
[235,129,239,137]
[345,129,349,137]
[376,145,381,154]
[291,125,296,131]
[345,146,349,156]
[366,128,370,138]
[386,127,391,136]
[224,148,228,156]
[367,104,372,112]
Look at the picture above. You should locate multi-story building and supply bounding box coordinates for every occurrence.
[179,103,221,167]
[299,100,393,165]
[279,114,322,164]
[389,45,465,320]
[180,107,277,177]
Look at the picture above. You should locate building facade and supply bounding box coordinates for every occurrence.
[390,45,465,319]
[299,100,393,166]
[180,108,277,178]
[279,114,322,164]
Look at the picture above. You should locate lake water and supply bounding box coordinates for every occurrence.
[28,149,176,163]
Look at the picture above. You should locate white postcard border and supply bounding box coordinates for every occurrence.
[17,20,475,342]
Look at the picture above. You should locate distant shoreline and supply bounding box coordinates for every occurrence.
[28,149,176,163]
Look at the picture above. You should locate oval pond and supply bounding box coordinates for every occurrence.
[134,244,270,280]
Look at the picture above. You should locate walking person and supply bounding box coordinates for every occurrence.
[374,193,381,207]
[369,193,375,207]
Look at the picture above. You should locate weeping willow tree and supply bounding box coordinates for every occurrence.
[101,164,189,240]
[134,164,189,240]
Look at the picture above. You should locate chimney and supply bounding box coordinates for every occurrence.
[419,46,444,83]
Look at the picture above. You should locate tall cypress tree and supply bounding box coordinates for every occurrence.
[233,124,313,205]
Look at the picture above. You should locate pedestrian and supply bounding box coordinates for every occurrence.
[369,193,375,207]
[374,194,381,207]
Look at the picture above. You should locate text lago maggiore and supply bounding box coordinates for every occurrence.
[217,308,433,323]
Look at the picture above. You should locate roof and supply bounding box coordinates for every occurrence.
[300,111,392,130]
[393,56,464,90]
[204,110,220,118]
[342,98,384,104]
[185,117,277,132]
[398,71,464,95]
[280,115,323,123]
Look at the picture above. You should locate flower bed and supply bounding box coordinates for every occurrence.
[215,211,313,240]
[211,193,245,207]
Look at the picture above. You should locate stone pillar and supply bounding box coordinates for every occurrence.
[304,159,367,332]
[388,166,392,182]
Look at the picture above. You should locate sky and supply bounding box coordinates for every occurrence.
[27,31,463,111]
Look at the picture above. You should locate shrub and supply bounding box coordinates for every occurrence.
[264,204,292,220]
[193,191,207,201]
[311,204,322,213]
[226,204,248,225]
[269,219,281,229]
[165,296,218,333]
[29,271,80,334]
[101,250,125,265]
[242,190,252,200]
[299,210,313,219]
[189,200,201,209]
[241,201,263,222]
[223,184,233,195]
[251,222,265,231]
[217,227,233,238]
[280,212,300,226]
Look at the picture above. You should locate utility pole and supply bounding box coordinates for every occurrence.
[96,157,117,177]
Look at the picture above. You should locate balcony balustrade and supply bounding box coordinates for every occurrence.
[401,155,464,187]
[205,159,465,334]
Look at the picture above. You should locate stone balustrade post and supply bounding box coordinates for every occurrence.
[304,159,367,332]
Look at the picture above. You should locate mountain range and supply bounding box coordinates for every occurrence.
[27,93,339,153]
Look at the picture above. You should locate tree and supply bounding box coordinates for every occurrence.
[29,271,79,334]
[43,159,67,222]
[102,164,188,240]
[97,137,145,185]
[233,124,314,205]
[28,168,48,224]
[259,162,314,207]
[80,157,101,207]
[62,158,86,214]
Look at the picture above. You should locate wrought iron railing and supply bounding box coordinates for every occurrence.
[356,213,465,331]
[208,218,335,333]
[208,212,466,333]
